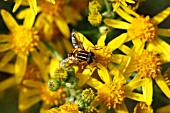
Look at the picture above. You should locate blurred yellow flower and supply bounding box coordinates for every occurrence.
[0,9,42,84]
[86,64,149,113]
[46,102,82,113]
[19,60,67,112]
[119,44,170,105]
[0,9,55,84]
[13,0,37,15]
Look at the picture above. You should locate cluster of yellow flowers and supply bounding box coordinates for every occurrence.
[0,0,170,113]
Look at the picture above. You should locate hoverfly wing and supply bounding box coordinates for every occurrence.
[71,29,84,49]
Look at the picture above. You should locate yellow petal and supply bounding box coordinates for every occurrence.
[23,80,42,88]
[0,63,15,74]
[54,16,70,38]
[124,78,150,91]
[110,65,126,83]
[73,31,94,50]
[23,9,35,28]
[126,91,145,102]
[142,80,153,105]
[116,103,128,113]
[155,73,170,99]
[158,28,170,37]
[12,0,22,12]
[0,43,13,52]
[97,63,111,84]
[97,33,107,46]
[117,55,131,74]
[17,8,30,19]
[1,9,19,32]
[113,3,120,11]
[147,37,170,62]
[121,4,139,17]
[86,77,103,89]
[0,51,15,67]
[91,97,100,107]
[126,0,135,4]
[106,33,127,52]
[104,19,130,29]
[20,88,40,99]
[0,34,12,42]
[76,66,95,87]
[19,96,41,110]
[110,54,127,64]
[152,7,170,24]
[32,51,49,81]
[119,44,135,56]
[28,0,37,15]
[129,73,142,84]
[132,38,145,55]
[15,53,27,84]
[0,77,16,91]
[116,8,134,23]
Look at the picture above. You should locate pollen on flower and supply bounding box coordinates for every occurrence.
[41,0,65,16]
[92,46,111,67]
[40,85,66,106]
[58,102,82,113]
[97,82,125,109]
[11,26,39,55]
[135,50,162,79]
[128,16,157,42]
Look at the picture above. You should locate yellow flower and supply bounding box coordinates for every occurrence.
[72,30,127,86]
[134,102,153,113]
[17,0,82,40]
[104,6,170,62]
[0,9,47,84]
[46,102,82,113]
[109,0,135,11]
[19,64,67,112]
[13,0,37,15]
[86,63,149,113]
[119,44,170,105]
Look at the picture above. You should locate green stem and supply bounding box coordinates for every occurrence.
[104,0,111,13]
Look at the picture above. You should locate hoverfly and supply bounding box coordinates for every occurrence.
[60,29,96,68]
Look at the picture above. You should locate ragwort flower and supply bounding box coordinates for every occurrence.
[86,63,149,113]
[104,6,170,61]
[0,9,43,84]
[119,44,170,105]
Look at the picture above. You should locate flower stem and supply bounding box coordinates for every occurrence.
[104,0,111,13]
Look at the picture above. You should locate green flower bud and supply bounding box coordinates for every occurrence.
[48,78,61,91]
